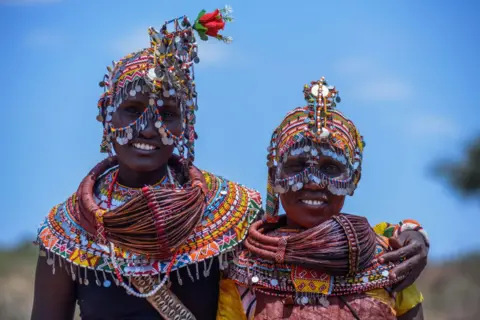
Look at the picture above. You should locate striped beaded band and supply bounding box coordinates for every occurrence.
[333,214,361,276]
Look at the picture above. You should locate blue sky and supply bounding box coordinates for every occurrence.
[1,0,478,261]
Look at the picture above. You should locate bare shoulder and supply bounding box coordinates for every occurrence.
[31,253,76,320]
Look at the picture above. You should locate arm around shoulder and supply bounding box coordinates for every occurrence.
[31,253,76,320]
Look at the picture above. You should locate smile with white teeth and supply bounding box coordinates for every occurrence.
[301,199,326,206]
[132,143,157,151]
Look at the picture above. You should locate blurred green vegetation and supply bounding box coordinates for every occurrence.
[435,136,480,198]
[0,242,81,320]
[0,242,38,320]
[0,241,37,275]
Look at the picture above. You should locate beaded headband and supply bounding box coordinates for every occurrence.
[265,77,366,220]
[96,6,234,163]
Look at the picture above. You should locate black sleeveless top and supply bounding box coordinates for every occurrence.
[76,261,220,320]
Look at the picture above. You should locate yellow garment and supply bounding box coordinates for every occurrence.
[217,279,247,320]
[373,221,391,236]
[395,285,424,316]
[365,288,397,315]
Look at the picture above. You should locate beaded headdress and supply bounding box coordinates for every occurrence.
[96,6,234,163]
[265,77,366,219]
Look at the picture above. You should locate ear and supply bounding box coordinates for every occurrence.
[265,169,280,220]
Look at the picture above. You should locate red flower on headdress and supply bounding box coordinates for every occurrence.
[198,9,225,37]
[193,7,233,42]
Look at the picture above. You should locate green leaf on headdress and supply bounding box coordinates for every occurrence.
[193,10,209,41]
[195,9,206,21]
[194,26,208,41]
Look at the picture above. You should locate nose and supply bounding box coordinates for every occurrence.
[138,112,159,139]
[304,181,324,191]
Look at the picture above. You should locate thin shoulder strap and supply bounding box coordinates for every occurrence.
[132,276,197,320]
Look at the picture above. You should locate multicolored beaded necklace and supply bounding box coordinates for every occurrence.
[95,167,169,210]
[100,166,183,298]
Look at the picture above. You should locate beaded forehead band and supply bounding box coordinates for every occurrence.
[265,77,366,220]
[96,6,233,163]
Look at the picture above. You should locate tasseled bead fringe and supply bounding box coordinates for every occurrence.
[44,250,233,288]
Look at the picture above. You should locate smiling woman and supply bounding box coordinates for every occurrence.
[280,153,348,228]
[111,82,182,186]
[226,77,429,320]
[31,6,263,320]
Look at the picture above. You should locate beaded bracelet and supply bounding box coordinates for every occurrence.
[393,219,430,248]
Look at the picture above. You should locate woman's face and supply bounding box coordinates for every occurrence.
[110,86,183,172]
[279,152,348,228]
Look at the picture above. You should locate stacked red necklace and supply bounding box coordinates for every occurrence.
[230,214,403,306]
[76,156,207,297]
[245,214,378,276]
[105,169,179,297]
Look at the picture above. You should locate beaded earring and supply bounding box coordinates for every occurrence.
[265,174,280,221]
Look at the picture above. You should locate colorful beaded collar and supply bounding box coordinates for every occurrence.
[36,165,262,288]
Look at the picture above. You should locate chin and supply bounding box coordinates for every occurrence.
[115,147,172,173]
[301,218,329,229]
[290,210,337,229]
[127,159,168,172]
[128,164,160,173]
[117,153,168,172]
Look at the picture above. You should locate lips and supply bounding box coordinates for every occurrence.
[297,191,329,207]
[300,199,326,206]
[130,140,161,152]
[132,143,157,151]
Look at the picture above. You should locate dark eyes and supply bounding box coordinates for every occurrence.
[161,111,174,118]
[321,164,341,176]
[284,163,304,172]
[121,107,176,120]
[123,106,142,116]
[283,161,342,176]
